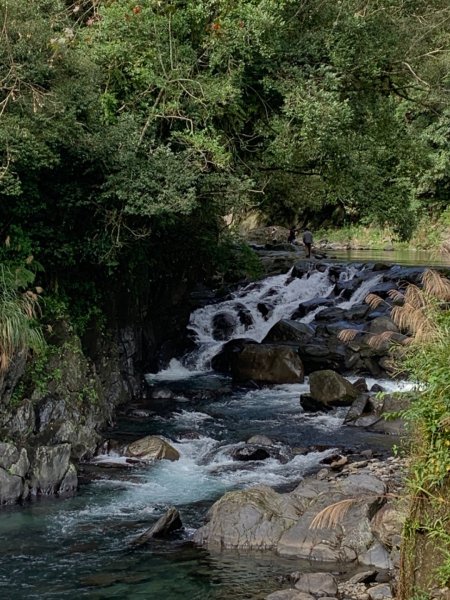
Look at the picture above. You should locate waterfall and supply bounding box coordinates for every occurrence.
[150,263,386,376]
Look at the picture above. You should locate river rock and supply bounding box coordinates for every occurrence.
[247,435,274,446]
[211,338,258,373]
[212,312,237,340]
[367,584,393,599]
[266,592,315,600]
[125,436,180,462]
[359,541,393,569]
[370,503,404,550]
[29,443,75,496]
[309,370,360,406]
[231,445,271,461]
[193,485,301,550]
[294,573,338,596]
[131,507,182,546]
[230,444,290,463]
[231,345,304,384]
[291,298,335,320]
[368,317,398,334]
[300,394,333,413]
[277,474,386,562]
[263,320,314,345]
[0,466,25,504]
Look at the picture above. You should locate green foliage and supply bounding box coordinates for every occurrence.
[213,235,263,282]
[0,265,45,372]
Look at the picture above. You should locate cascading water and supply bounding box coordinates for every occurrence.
[156,264,384,375]
[0,260,411,600]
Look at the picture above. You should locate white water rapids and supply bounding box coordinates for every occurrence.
[0,261,417,599]
[151,264,383,377]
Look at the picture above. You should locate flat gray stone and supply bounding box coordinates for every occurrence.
[359,542,393,570]
[368,584,393,600]
[266,591,315,600]
[294,572,338,596]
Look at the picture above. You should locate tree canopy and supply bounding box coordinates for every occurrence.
[1,0,450,304]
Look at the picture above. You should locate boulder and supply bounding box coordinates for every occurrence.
[29,443,75,496]
[277,474,386,562]
[359,541,393,569]
[370,503,404,550]
[294,573,338,597]
[367,584,393,599]
[368,317,399,334]
[193,485,301,550]
[291,298,335,320]
[231,445,271,461]
[230,444,290,463]
[266,592,314,600]
[344,395,372,423]
[211,338,257,373]
[263,320,314,345]
[300,394,333,413]
[126,436,180,462]
[301,347,349,374]
[131,507,182,546]
[231,345,304,384]
[212,312,237,340]
[0,466,25,505]
[247,435,274,446]
[309,370,360,406]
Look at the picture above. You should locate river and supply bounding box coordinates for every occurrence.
[0,254,434,599]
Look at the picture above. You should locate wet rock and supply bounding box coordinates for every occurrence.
[125,436,180,462]
[344,395,372,423]
[211,338,258,373]
[263,320,314,345]
[231,344,304,384]
[368,317,398,334]
[0,467,25,505]
[370,384,385,393]
[372,263,391,271]
[294,572,338,597]
[230,444,290,463]
[193,485,301,550]
[309,370,360,406]
[235,303,254,328]
[131,507,182,546]
[58,463,78,495]
[212,312,237,340]
[277,474,386,562]
[231,445,271,461]
[315,307,348,322]
[266,590,314,600]
[298,340,348,374]
[29,443,75,496]
[291,298,335,320]
[177,431,202,440]
[300,394,333,413]
[257,302,274,320]
[247,435,274,446]
[353,378,369,392]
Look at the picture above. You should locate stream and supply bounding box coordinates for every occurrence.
[0,256,428,599]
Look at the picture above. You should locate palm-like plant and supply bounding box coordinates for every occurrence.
[0,266,45,372]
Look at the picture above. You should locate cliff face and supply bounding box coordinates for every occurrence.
[0,272,199,506]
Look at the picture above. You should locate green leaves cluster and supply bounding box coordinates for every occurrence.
[2,0,450,314]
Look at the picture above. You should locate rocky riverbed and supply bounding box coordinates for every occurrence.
[0,254,436,598]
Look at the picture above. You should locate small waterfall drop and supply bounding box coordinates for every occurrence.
[154,263,386,375]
